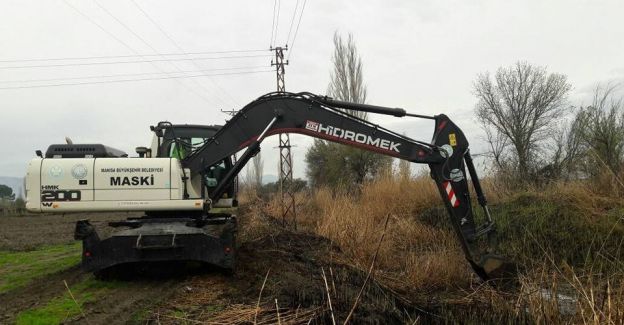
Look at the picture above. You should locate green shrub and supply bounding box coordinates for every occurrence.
[494,192,624,271]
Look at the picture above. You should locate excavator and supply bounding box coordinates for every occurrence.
[24,91,509,281]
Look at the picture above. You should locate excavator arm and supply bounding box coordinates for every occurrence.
[184,91,509,280]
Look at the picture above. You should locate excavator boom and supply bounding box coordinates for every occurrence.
[184,91,508,280]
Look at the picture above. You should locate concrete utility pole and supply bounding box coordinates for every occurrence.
[271,46,296,228]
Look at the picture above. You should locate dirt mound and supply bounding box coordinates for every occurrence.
[151,230,420,324]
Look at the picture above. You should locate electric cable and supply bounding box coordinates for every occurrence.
[269,0,277,47]
[62,0,217,106]
[129,0,245,106]
[0,49,270,63]
[287,0,308,60]
[0,70,273,90]
[0,66,269,84]
[285,0,300,46]
[91,0,233,107]
[272,0,281,46]
[0,54,273,70]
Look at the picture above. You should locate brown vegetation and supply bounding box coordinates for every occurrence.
[245,169,624,323]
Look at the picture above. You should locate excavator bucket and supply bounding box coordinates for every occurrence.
[471,254,517,283]
[428,114,516,283]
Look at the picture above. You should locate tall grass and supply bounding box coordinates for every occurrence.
[261,176,471,294]
[254,173,624,323]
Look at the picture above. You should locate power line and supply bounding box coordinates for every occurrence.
[62,0,217,106]
[129,0,243,107]
[287,0,308,61]
[273,0,281,46]
[0,54,272,69]
[285,0,300,46]
[62,0,138,61]
[270,0,277,47]
[0,49,270,63]
[0,66,269,84]
[91,0,233,108]
[0,70,273,90]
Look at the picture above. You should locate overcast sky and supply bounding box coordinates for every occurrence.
[1,0,623,180]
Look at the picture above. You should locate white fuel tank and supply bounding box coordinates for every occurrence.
[25,157,204,213]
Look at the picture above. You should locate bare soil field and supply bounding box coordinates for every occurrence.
[0,212,141,251]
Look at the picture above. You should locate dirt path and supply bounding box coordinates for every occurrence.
[0,266,87,323]
[0,264,186,324]
[71,279,183,325]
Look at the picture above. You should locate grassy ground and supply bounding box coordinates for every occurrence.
[0,213,181,324]
[0,242,81,293]
[15,278,124,325]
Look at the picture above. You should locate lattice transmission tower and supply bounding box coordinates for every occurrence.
[271,46,296,228]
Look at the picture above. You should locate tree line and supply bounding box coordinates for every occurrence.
[0,185,25,216]
[475,62,624,186]
[305,33,624,191]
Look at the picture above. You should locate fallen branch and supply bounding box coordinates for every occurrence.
[322,267,337,325]
[254,268,271,325]
[63,280,89,324]
[275,299,282,325]
[202,304,321,324]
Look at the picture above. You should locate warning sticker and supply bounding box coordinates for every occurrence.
[449,133,457,146]
[443,181,460,208]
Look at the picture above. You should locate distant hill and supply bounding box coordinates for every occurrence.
[0,177,24,198]
[262,174,279,184]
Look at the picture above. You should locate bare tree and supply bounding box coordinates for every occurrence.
[483,125,510,171]
[573,84,624,175]
[543,118,584,181]
[474,62,571,179]
[397,159,411,180]
[252,152,264,190]
[327,32,368,117]
[306,32,391,189]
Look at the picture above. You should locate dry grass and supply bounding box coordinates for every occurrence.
[263,175,472,294]
[250,172,624,323]
[201,304,322,325]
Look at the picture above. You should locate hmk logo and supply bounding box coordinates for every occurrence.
[305,120,319,132]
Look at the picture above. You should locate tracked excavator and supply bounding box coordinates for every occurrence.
[25,91,509,280]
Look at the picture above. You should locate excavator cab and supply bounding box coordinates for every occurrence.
[150,122,237,205]
[70,122,240,275]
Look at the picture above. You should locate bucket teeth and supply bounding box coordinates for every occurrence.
[471,254,518,286]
